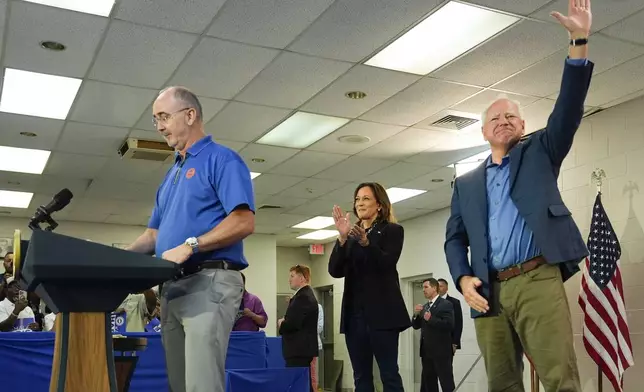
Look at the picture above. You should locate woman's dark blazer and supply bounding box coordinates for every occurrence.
[328,221,411,334]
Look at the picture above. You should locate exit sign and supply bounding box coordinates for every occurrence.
[309,244,324,255]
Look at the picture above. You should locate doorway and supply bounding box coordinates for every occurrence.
[315,285,334,391]
[400,274,432,392]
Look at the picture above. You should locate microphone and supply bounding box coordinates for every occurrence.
[29,188,74,231]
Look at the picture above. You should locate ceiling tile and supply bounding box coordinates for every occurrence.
[288,0,442,62]
[256,195,309,210]
[4,1,108,78]
[530,0,644,32]
[207,0,334,49]
[65,210,110,224]
[0,1,7,71]
[69,81,157,127]
[357,128,453,160]
[115,0,227,34]
[134,96,228,131]
[585,55,644,107]
[214,138,247,152]
[522,98,556,133]
[395,207,432,222]
[464,0,552,15]
[363,162,441,188]
[307,120,405,154]
[251,173,305,195]
[95,157,164,182]
[0,171,41,193]
[360,78,481,126]
[255,211,313,229]
[317,182,358,202]
[397,166,457,191]
[0,113,64,150]
[451,90,539,117]
[268,151,349,177]
[85,179,158,202]
[278,178,349,199]
[56,122,129,157]
[89,21,197,89]
[431,20,566,87]
[287,198,335,216]
[168,38,279,99]
[72,198,153,217]
[405,143,489,167]
[601,9,644,45]
[44,152,108,179]
[236,52,352,109]
[206,102,291,142]
[238,144,300,172]
[301,65,420,118]
[493,35,644,98]
[313,156,394,181]
[36,176,91,199]
[394,184,453,210]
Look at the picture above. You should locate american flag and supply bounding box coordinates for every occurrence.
[578,193,634,392]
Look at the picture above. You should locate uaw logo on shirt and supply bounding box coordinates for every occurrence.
[13,317,35,332]
[110,311,126,334]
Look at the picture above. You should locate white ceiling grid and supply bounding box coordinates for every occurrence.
[0,0,642,246]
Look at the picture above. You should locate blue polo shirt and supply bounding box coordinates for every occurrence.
[148,135,255,268]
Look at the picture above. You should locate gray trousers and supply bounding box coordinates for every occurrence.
[160,268,243,392]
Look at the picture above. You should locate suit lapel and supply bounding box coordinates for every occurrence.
[509,142,525,191]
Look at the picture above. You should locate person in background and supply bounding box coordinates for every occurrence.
[2,252,13,280]
[278,265,319,392]
[311,302,324,392]
[329,182,410,392]
[0,277,40,332]
[232,272,268,332]
[437,278,462,355]
[114,289,157,332]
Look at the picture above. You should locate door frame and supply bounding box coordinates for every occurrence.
[400,273,432,392]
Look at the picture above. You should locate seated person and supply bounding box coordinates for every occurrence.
[0,277,40,332]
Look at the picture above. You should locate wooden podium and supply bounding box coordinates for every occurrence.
[14,229,176,392]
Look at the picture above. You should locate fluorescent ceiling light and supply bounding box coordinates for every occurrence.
[451,150,490,177]
[386,187,427,203]
[0,145,51,174]
[257,112,349,149]
[0,190,34,208]
[0,68,82,120]
[250,172,261,179]
[293,216,335,230]
[297,230,339,240]
[23,0,115,17]
[365,1,519,75]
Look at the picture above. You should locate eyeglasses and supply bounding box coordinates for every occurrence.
[152,108,191,127]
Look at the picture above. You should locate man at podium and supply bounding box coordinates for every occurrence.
[126,86,256,392]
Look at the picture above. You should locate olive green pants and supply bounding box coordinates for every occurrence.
[474,264,581,392]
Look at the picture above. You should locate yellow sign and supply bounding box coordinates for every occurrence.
[13,229,21,281]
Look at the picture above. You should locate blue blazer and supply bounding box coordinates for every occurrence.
[444,60,594,318]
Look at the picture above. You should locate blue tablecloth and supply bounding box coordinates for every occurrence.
[0,331,291,392]
[266,336,286,368]
[226,368,309,392]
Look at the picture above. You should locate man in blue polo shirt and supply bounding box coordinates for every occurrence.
[126,86,255,392]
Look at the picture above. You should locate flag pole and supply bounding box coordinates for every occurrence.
[591,168,606,392]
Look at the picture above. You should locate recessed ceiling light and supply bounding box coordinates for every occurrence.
[293,216,335,230]
[338,135,370,144]
[0,190,34,208]
[297,230,339,240]
[40,41,66,51]
[451,150,490,177]
[24,0,115,17]
[20,131,37,137]
[431,178,444,183]
[345,91,367,100]
[364,1,519,75]
[257,112,350,149]
[386,187,427,203]
[0,68,82,120]
[0,145,51,175]
[250,172,261,179]
[251,158,265,163]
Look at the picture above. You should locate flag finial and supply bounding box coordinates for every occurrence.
[591,168,606,194]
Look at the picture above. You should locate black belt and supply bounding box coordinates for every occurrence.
[175,260,243,280]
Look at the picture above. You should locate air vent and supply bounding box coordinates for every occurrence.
[258,204,281,210]
[430,114,479,131]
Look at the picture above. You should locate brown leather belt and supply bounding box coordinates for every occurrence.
[496,256,546,281]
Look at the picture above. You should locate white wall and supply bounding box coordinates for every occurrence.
[0,217,279,336]
[305,95,644,391]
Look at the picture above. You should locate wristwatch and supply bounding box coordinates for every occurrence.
[184,237,199,254]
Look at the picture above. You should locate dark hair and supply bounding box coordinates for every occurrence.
[352,182,396,224]
[423,278,439,290]
[437,278,448,286]
[290,264,311,283]
[159,86,203,122]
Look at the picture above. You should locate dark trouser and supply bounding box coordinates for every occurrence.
[421,355,455,392]
[475,264,581,392]
[344,312,404,392]
[285,356,315,392]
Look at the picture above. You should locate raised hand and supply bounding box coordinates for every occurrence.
[550,0,592,35]
[332,205,352,239]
